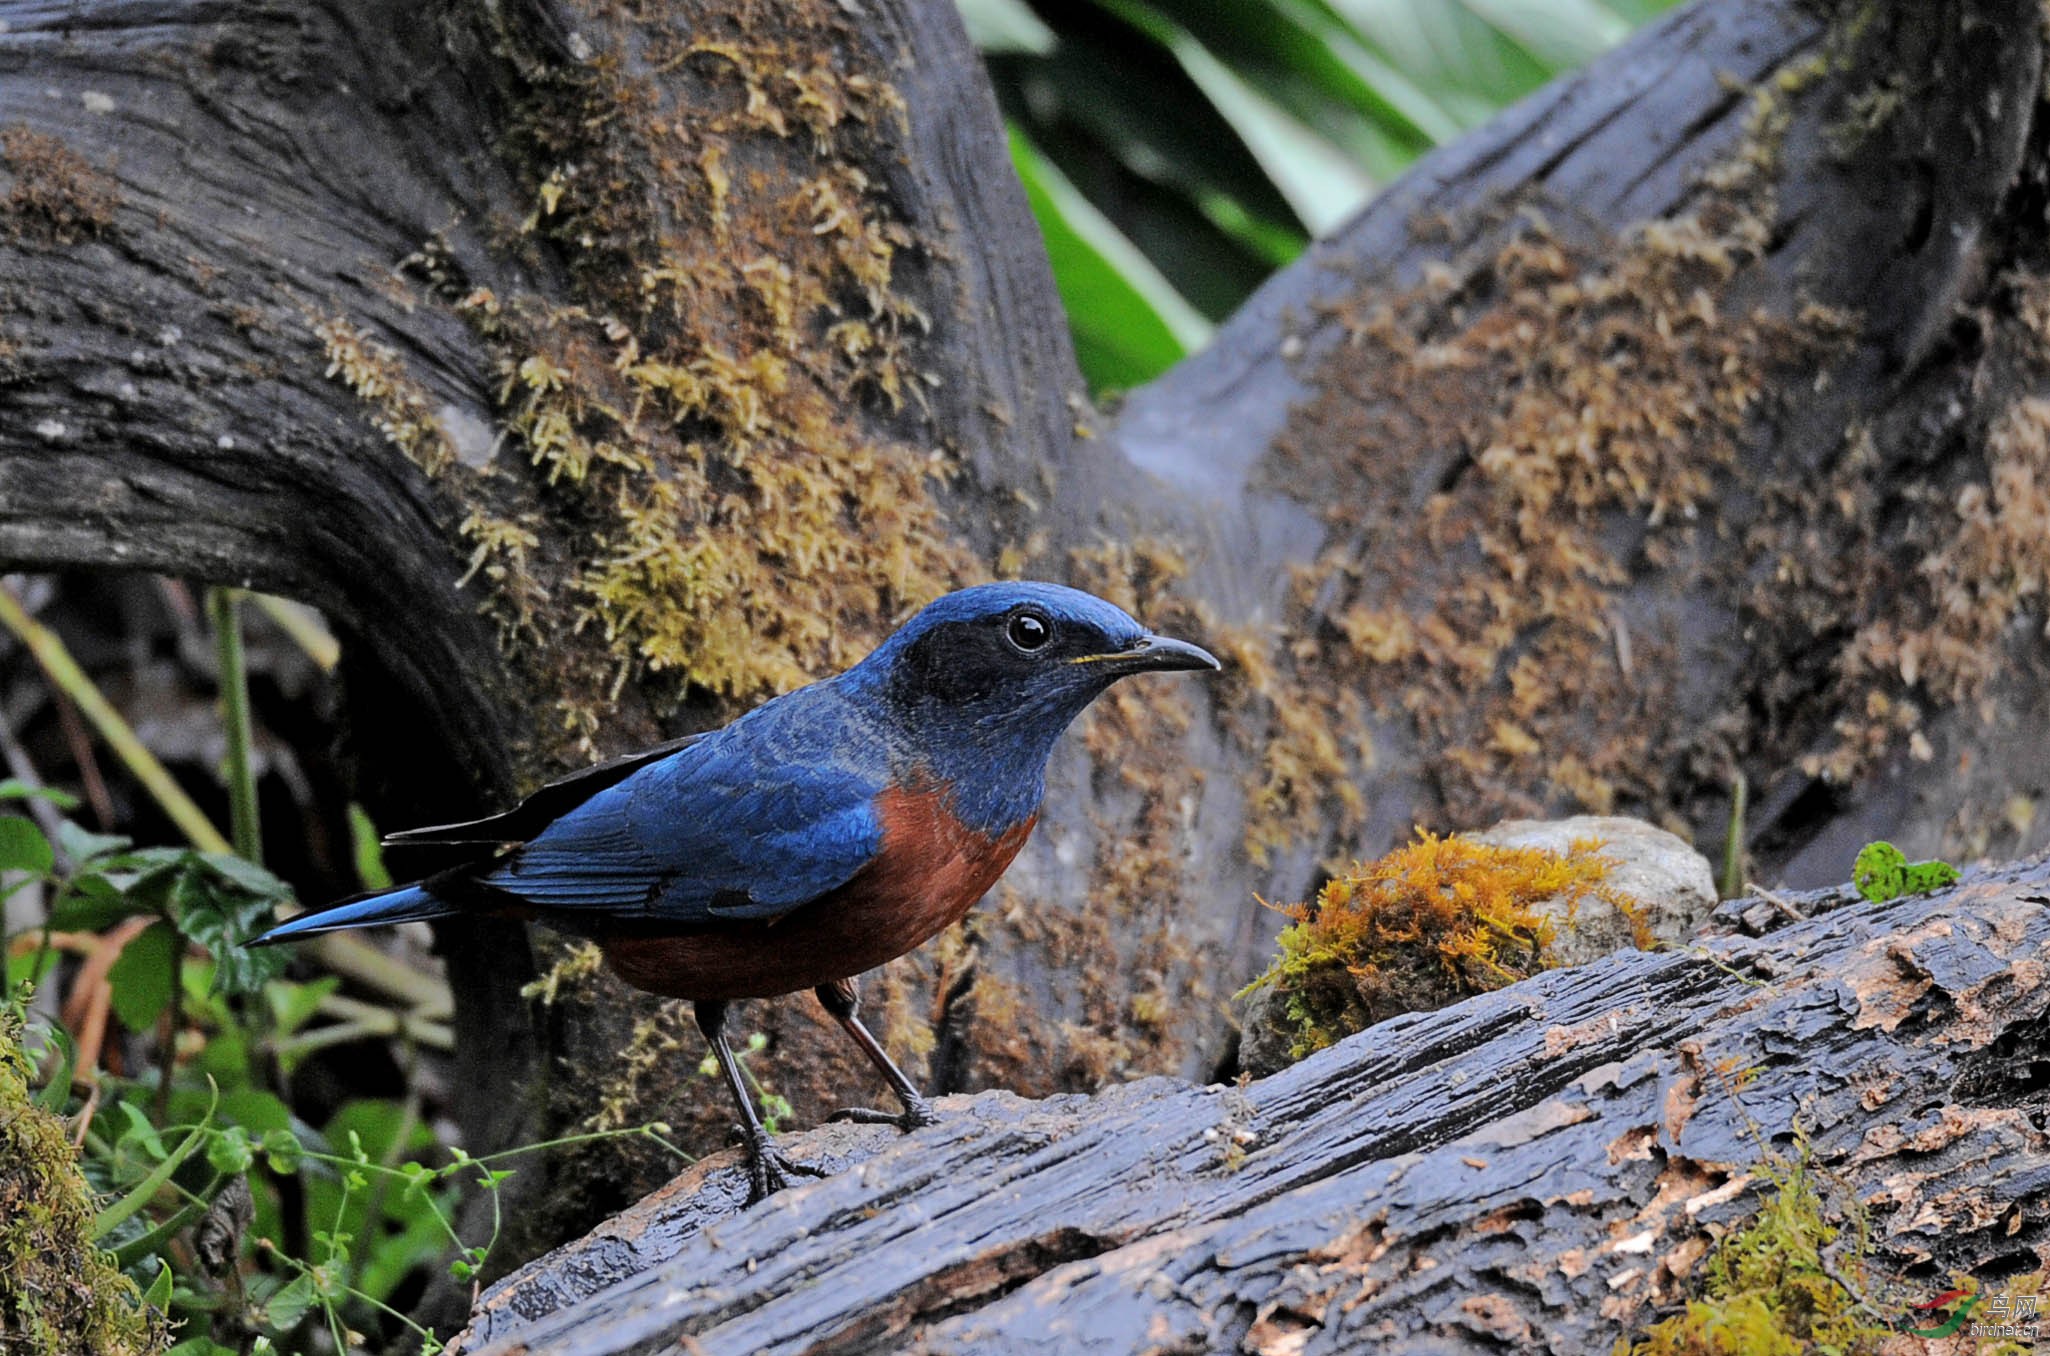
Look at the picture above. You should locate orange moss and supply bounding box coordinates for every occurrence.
[0,126,118,244]
[1245,831,1622,1058]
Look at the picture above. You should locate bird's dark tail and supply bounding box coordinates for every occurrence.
[246,884,451,946]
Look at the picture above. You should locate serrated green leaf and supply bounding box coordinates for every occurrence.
[174,863,294,995]
[106,922,179,1032]
[0,816,53,874]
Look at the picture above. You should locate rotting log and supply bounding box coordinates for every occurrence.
[453,860,2050,1355]
[7,0,2050,1277]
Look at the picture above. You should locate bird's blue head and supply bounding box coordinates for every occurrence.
[843,581,1219,830]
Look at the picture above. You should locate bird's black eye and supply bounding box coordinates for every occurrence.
[1006,610,1051,652]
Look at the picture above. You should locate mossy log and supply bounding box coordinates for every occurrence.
[7,0,2050,1279]
[450,860,2050,1354]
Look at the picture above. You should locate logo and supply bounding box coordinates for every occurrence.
[1901,1285,2040,1344]
[1905,1288,1979,1338]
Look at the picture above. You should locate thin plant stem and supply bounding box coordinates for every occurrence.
[1720,770,1748,900]
[0,582,230,854]
[208,587,262,864]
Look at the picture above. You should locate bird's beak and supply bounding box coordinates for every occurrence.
[1075,633,1222,674]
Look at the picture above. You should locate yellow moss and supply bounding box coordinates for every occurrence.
[300,0,978,773]
[1620,1155,1891,1356]
[1243,831,1622,1058]
[1,1008,168,1356]
[519,939,606,1005]
[1224,41,1859,843]
[313,314,459,477]
[0,125,119,244]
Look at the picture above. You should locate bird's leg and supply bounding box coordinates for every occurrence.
[694,999,822,1203]
[817,978,941,1131]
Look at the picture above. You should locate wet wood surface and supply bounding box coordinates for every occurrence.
[456,860,2050,1354]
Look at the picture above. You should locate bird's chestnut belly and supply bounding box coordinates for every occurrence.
[601,801,1036,1001]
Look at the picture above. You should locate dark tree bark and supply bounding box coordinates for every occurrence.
[450,863,2050,1354]
[4,0,2050,1276]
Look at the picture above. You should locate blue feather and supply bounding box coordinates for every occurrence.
[248,885,450,945]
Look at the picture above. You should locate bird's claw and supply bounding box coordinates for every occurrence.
[741,1128,826,1203]
[828,1094,940,1132]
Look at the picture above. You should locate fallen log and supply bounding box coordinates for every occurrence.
[452,857,2050,1354]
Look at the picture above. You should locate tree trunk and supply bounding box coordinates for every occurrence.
[450,862,2050,1354]
[4,0,2050,1270]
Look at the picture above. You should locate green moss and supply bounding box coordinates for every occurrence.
[1620,1156,1891,1356]
[1239,831,1622,1058]
[1850,841,1960,903]
[0,1008,168,1356]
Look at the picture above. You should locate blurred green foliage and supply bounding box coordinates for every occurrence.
[961,0,1684,390]
[1,789,688,1353]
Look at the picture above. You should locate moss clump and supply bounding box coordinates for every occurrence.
[1621,1158,1891,1356]
[0,125,119,244]
[1242,831,1620,1059]
[0,1008,168,1356]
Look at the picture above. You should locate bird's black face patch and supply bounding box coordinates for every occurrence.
[891,606,1120,707]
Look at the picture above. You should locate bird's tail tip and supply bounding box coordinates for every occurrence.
[245,884,449,947]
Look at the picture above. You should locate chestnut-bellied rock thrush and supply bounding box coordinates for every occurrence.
[250,581,1220,1199]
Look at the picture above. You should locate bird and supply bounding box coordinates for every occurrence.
[249,581,1220,1200]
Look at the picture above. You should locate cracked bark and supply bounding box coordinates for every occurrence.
[453,864,2050,1354]
[4,0,2050,1280]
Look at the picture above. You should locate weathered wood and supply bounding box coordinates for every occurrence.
[454,860,2050,1354]
[9,0,2050,1283]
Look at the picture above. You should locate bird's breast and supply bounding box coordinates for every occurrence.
[600,782,1035,1001]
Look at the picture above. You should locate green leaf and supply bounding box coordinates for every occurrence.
[142,1257,175,1310]
[106,922,179,1032]
[348,803,392,891]
[115,1100,169,1163]
[171,858,294,996]
[217,1087,296,1135]
[957,0,1056,53]
[0,779,79,809]
[197,851,287,898]
[259,1272,319,1334]
[7,943,61,996]
[29,1023,75,1113]
[56,820,129,864]
[167,1339,246,1356]
[1009,125,1212,390]
[261,1128,304,1175]
[93,1083,216,1241]
[207,1125,255,1176]
[1167,32,1376,234]
[0,815,53,875]
[44,877,145,932]
[265,976,340,1039]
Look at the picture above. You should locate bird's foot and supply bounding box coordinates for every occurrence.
[741,1127,826,1204]
[828,1093,940,1132]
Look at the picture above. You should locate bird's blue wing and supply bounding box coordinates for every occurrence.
[476,685,888,924]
